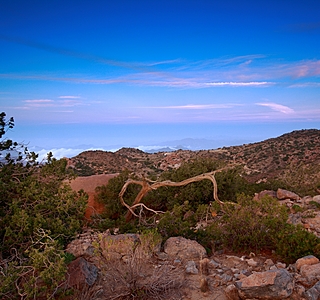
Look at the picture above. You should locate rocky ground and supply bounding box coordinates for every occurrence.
[64,188,320,300]
[65,233,320,300]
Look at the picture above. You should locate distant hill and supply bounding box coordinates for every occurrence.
[68,129,320,188]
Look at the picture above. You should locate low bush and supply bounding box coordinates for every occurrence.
[205,194,320,263]
[274,223,320,263]
[207,194,288,253]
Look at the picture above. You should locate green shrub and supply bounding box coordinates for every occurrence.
[207,194,288,252]
[274,223,320,264]
[95,170,140,220]
[157,204,195,240]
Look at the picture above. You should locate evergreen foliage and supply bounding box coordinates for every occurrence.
[0,112,87,299]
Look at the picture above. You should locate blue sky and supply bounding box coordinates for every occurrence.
[1,0,320,157]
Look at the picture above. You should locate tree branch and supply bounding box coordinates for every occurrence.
[119,166,232,222]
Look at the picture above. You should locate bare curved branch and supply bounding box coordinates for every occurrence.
[119,166,233,222]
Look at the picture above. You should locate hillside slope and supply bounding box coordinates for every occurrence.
[68,129,320,189]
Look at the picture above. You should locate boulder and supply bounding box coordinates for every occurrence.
[296,255,320,271]
[67,257,98,288]
[313,195,320,204]
[235,268,294,299]
[163,236,207,261]
[254,190,277,201]
[305,281,320,300]
[300,263,320,282]
[277,188,300,201]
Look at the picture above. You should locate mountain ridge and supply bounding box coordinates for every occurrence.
[68,129,320,190]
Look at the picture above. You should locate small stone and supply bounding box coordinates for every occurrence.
[208,259,220,268]
[226,255,243,267]
[264,258,274,270]
[185,260,199,275]
[231,268,240,274]
[156,252,168,260]
[246,258,258,267]
[276,262,286,269]
[219,273,233,283]
[225,284,240,300]
[217,268,224,273]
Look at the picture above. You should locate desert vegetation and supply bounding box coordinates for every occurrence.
[93,160,320,264]
[2,111,320,299]
[0,113,87,299]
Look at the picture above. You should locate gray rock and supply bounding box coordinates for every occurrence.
[235,268,294,299]
[305,281,320,300]
[219,273,233,284]
[67,257,98,287]
[185,260,199,275]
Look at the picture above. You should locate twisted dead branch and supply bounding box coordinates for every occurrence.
[119,166,232,222]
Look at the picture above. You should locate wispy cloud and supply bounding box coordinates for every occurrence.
[289,82,320,88]
[0,73,274,88]
[143,104,239,110]
[204,81,272,87]
[59,95,81,99]
[255,102,295,114]
[19,98,83,110]
[1,50,319,89]
[24,99,54,107]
